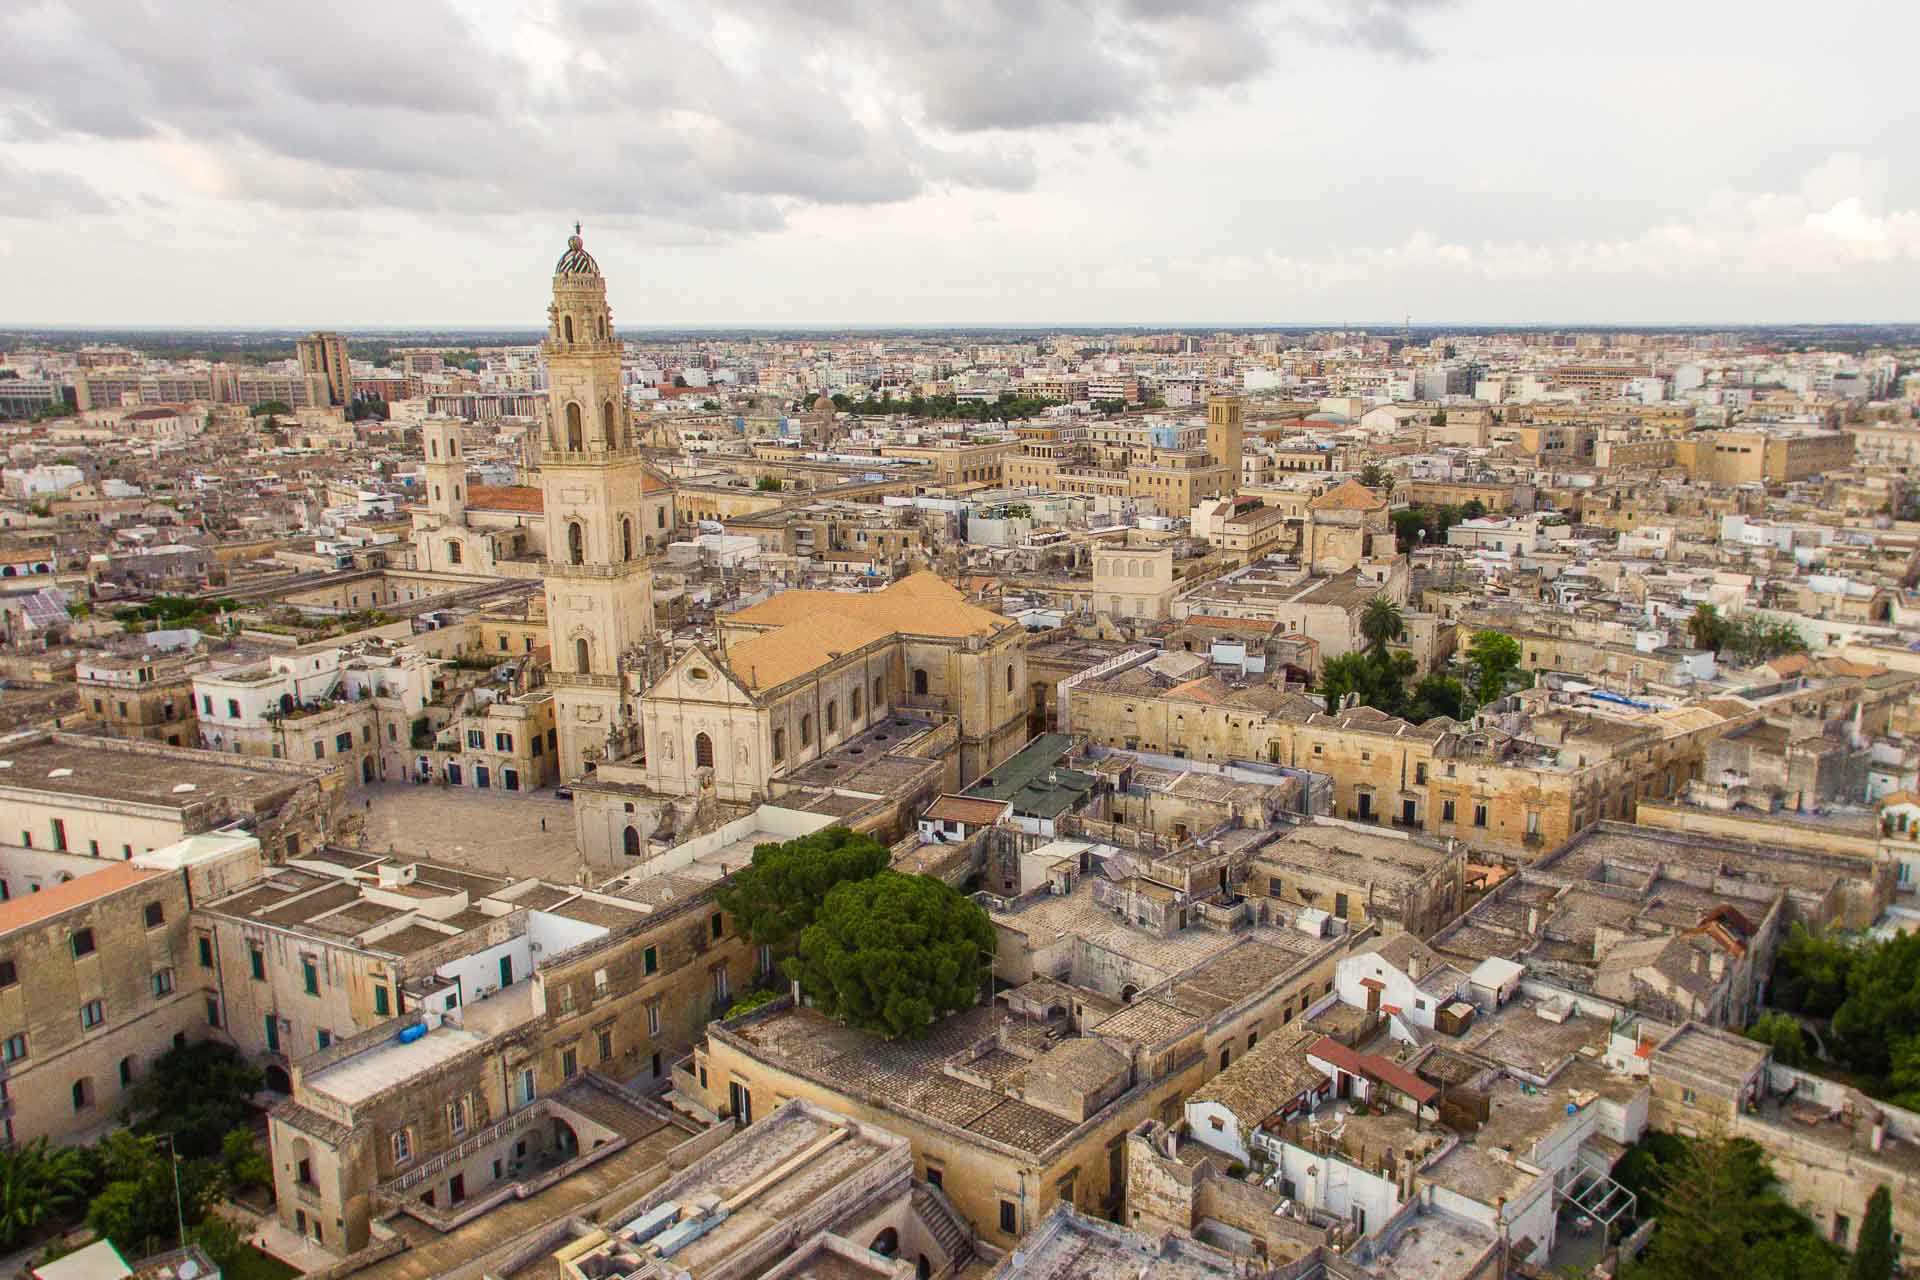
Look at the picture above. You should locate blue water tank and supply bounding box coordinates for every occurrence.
[396,1022,427,1045]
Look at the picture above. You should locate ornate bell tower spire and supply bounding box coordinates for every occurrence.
[538,225,656,781]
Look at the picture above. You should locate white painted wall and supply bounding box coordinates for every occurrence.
[1186,1100,1251,1164]
[526,911,608,965]
[436,934,534,1003]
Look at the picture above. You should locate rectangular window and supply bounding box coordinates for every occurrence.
[1335,892,1349,919]
[518,1068,536,1105]
[152,968,174,996]
[145,901,165,928]
[643,945,658,975]
[313,741,325,759]
[197,936,214,968]
[0,959,14,988]
[1,1034,24,1062]
[1442,798,1456,823]
[205,998,221,1029]
[302,957,319,996]
[373,984,390,1017]
[712,966,730,1003]
[562,1047,578,1079]
[449,1097,467,1135]
[335,732,352,753]
[1473,803,1488,828]
[711,911,724,940]
[249,948,266,981]
[494,732,513,752]
[81,998,105,1029]
[646,1001,661,1036]
[51,819,66,851]
[391,1129,412,1164]
[71,929,95,958]
[598,1028,613,1061]
[466,729,483,749]
[1000,1200,1018,1235]
[264,1016,280,1053]
[317,1029,331,1049]
[227,698,240,718]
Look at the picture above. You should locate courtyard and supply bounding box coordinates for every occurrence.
[349,781,588,883]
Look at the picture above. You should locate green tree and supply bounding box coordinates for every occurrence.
[86,1132,218,1259]
[1687,603,1730,652]
[1830,930,1920,1079]
[1406,675,1467,723]
[716,826,890,951]
[1465,629,1525,705]
[1316,650,1414,717]
[1631,1131,1770,1280]
[755,474,784,492]
[133,1041,263,1158]
[1358,595,1404,656]
[1851,1185,1895,1280]
[0,1138,90,1247]
[248,400,292,417]
[1460,498,1486,519]
[791,869,997,1039]
[221,1127,271,1194]
[1358,462,1394,495]
[1771,924,1857,1018]
[1746,1011,1810,1067]
[725,987,779,1018]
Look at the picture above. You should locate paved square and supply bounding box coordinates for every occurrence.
[350,782,588,884]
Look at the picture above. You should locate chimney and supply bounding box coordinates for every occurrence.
[1408,951,1423,981]
[1526,907,1541,935]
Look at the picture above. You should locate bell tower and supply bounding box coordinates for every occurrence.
[421,416,467,523]
[538,226,656,781]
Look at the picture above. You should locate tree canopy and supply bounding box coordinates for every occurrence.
[716,825,891,951]
[1464,629,1526,705]
[1316,649,1464,724]
[1686,604,1808,665]
[1766,926,1920,1109]
[1852,1185,1895,1280]
[1358,595,1404,656]
[791,869,997,1039]
[1625,1130,1843,1280]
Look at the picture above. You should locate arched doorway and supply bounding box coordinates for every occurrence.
[566,402,583,450]
[280,692,295,713]
[694,733,714,768]
[265,1064,293,1094]
[917,1257,932,1280]
[623,826,641,857]
[552,1116,580,1158]
[361,757,374,784]
[869,1227,898,1257]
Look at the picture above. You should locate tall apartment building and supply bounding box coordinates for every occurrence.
[295,331,354,408]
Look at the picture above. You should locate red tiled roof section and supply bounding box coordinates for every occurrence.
[924,795,1011,825]
[1307,479,1387,511]
[466,485,544,513]
[1307,1036,1365,1074]
[1360,1053,1439,1105]
[0,863,165,936]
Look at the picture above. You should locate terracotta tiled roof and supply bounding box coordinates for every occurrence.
[1307,479,1387,512]
[467,484,544,513]
[0,863,164,936]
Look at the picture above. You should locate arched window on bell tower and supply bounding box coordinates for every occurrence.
[566,403,583,451]
[622,518,633,561]
[564,315,574,342]
[602,400,615,448]
[568,521,585,566]
[575,637,590,672]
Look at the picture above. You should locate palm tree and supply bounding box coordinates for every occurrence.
[0,1138,90,1247]
[1359,595,1405,656]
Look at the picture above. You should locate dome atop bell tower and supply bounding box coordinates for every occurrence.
[554,222,600,277]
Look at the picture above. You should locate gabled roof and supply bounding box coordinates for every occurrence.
[1307,479,1388,512]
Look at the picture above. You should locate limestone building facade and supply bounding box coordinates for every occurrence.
[536,229,661,780]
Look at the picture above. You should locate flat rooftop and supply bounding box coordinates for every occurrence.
[1350,1207,1498,1280]
[722,1003,1080,1160]
[0,732,324,809]
[305,1023,490,1105]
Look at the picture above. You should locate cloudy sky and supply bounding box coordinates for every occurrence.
[2,0,1916,327]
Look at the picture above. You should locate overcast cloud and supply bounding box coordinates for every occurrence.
[0,0,1915,325]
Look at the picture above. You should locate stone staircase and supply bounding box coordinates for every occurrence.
[912,1184,974,1272]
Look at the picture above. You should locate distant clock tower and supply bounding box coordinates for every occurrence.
[538,226,656,781]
